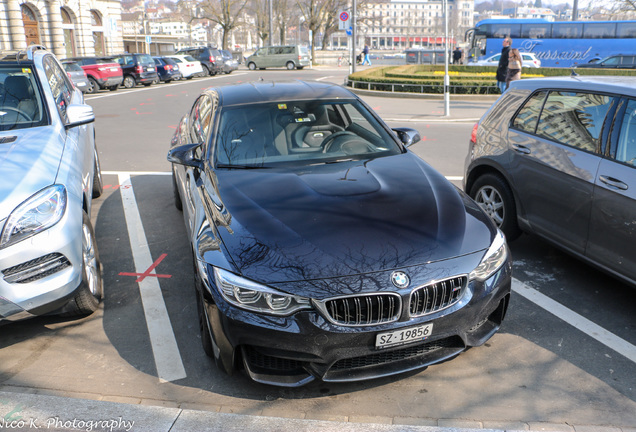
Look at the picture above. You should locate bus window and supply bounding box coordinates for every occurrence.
[617,22,636,37]
[490,24,521,38]
[583,23,616,39]
[552,23,582,39]
[521,23,552,39]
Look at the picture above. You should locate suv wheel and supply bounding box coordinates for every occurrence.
[86,77,99,94]
[201,65,210,76]
[470,173,521,241]
[286,61,296,70]
[248,62,256,70]
[123,75,136,88]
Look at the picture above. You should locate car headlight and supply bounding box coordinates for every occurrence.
[213,267,312,316]
[0,185,67,249]
[470,229,508,282]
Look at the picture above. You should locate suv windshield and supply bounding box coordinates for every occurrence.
[214,100,402,167]
[0,66,48,131]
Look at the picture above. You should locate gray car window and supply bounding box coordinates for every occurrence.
[616,99,636,166]
[512,91,547,134]
[536,91,613,153]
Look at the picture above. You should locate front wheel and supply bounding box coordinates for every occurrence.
[86,77,99,94]
[248,62,256,70]
[286,61,296,70]
[470,173,521,241]
[62,212,103,316]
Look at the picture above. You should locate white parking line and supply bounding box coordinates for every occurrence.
[512,279,636,364]
[118,173,187,382]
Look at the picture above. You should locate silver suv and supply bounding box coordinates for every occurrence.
[464,76,636,286]
[0,46,103,323]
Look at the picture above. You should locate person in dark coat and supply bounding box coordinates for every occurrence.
[453,47,462,64]
[496,37,512,93]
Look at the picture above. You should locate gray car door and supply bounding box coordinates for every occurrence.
[508,90,615,254]
[587,98,636,283]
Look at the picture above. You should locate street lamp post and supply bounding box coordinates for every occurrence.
[443,0,450,117]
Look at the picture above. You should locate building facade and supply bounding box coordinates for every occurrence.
[0,0,124,59]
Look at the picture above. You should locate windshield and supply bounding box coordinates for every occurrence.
[214,100,402,167]
[0,67,48,131]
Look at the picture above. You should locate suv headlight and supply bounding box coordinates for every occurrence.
[213,267,312,316]
[470,229,508,282]
[0,185,67,249]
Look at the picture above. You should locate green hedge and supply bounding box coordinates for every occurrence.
[347,65,636,94]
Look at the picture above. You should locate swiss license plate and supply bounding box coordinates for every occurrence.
[148,67,155,71]
[375,323,433,349]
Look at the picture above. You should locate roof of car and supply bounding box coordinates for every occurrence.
[210,80,356,107]
[509,75,636,97]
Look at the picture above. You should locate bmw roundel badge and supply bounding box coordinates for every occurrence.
[391,271,410,289]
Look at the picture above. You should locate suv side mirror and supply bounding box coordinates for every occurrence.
[65,104,95,129]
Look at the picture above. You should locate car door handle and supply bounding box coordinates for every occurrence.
[599,175,628,191]
[512,144,531,154]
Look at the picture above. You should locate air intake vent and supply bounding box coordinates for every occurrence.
[2,253,71,284]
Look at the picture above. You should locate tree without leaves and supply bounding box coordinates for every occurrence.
[177,0,250,50]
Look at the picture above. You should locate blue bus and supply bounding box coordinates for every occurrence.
[465,18,636,67]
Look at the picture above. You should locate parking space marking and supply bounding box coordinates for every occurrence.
[512,278,636,364]
[118,173,187,382]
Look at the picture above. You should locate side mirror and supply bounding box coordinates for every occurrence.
[65,104,94,129]
[167,143,204,170]
[393,127,421,147]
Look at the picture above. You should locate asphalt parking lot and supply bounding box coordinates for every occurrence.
[1,67,635,432]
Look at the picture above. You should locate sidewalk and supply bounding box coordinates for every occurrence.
[1,390,632,432]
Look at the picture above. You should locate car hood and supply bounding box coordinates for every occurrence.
[213,152,495,284]
[0,128,62,221]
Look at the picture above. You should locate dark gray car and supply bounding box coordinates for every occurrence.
[464,76,636,286]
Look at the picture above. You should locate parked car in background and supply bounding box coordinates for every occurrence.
[0,45,103,323]
[467,52,542,68]
[245,45,311,70]
[152,56,182,83]
[166,55,203,79]
[575,54,636,69]
[67,56,123,93]
[62,60,90,93]
[175,46,222,76]
[464,76,636,287]
[219,50,238,74]
[112,53,159,88]
[168,80,511,387]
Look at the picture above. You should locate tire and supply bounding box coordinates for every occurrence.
[186,76,193,80]
[172,167,183,211]
[248,62,256,70]
[470,173,522,241]
[108,86,118,91]
[62,211,103,316]
[92,148,103,198]
[165,79,172,84]
[123,75,136,88]
[143,82,152,87]
[195,282,234,375]
[201,65,210,76]
[297,66,304,70]
[286,61,296,70]
[87,77,99,94]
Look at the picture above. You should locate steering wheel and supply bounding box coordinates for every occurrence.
[1,107,32,122]
[321,131,359,153]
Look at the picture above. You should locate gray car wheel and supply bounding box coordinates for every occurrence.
[286,61,296,70]
[248,62,256,70]
[62,211,103,316]
[86,77,99,94]
[470,173,521,241]
[123,75,136,88]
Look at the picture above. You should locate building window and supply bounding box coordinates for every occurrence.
[61,7,76,57]
[91,10,105,56]
[22,4,41,46]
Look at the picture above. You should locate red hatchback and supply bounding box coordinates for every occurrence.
[67,56,123,93]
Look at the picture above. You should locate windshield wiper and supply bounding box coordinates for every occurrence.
[216,163,270,169]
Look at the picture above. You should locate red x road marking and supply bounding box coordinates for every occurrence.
[119,253,172,282]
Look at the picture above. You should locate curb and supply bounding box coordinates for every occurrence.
[1,391,634,432]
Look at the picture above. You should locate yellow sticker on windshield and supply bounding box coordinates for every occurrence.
[278,104,287,110]
[22,68,32,74]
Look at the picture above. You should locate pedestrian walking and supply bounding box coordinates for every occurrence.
[505,48,522,90]
[453,47,462,65]
[496,37,512,93]
[361,45,371,66]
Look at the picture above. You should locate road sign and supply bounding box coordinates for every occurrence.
[339,10,350,31]
[346,26,352,36]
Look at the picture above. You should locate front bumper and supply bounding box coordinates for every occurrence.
[201,258,512,387]
[0,206,83,323]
